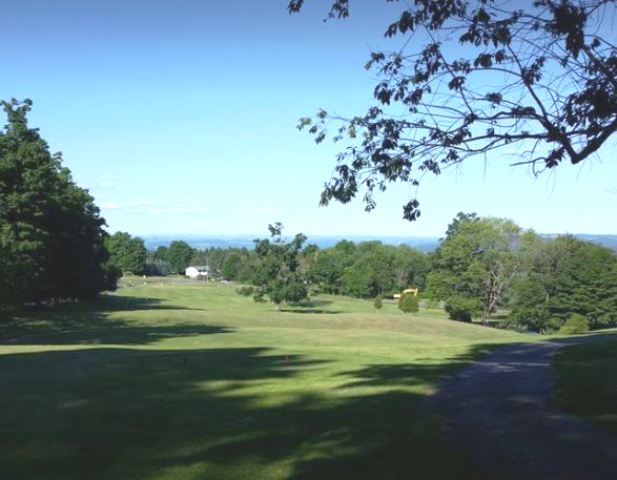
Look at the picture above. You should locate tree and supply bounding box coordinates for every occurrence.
[559,313,590,335]
[239,223,309,309]
[427,214,521,322]
[306,239,429,298]
[105,232,147,275]
[392,245,430,290]
[508,277,551,332]
[373,296,383,312]
[154,246,169,262]
[289,1,617,220]
[444,296,482,322]
[222,252,243,281]
[0,99,115,305]
[167,241,194,275]
[342,261,376,298]
[307,248,344,294]
[398,292,419,314]
[505,234,617,332]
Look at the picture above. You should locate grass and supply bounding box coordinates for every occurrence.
[553,338,617,435]
[0,282,529,479]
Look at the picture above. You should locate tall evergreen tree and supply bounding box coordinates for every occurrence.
[0,99,115,305]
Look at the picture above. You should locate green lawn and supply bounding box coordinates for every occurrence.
[554,339,617,435]
[0,283,528,479]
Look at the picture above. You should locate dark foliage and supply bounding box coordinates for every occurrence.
[398,292,419,314]
[166,241,194,275]
[0,99,116,306]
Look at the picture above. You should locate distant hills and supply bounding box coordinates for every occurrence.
[141,234,617,252]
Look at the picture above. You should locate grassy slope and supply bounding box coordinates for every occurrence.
[554,339,617,435]
[0,283,527,480]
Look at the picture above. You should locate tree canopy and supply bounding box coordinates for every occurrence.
[422,211,617,331]
[289,0,617,220]
[239,223,310,309]
[0,99,116,305]
[509,234,617,331]
[105,232,147,276]
[166,241,195,275]
[427,214,521,321]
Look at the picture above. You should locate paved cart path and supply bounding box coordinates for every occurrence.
[431,335,617,480]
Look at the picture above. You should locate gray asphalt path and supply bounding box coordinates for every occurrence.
[432,334,617,480]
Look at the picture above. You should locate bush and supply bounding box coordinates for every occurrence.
[398,292,419,314]
[444,296,482,322]
[373,296,383,311]
[558,314,590,335]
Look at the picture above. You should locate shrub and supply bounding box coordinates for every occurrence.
[373,296,383,311]
[398,292,419,314]
[444,296,482,322]
[558,314,590,335]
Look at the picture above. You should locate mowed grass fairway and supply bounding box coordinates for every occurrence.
[0,283,526,479]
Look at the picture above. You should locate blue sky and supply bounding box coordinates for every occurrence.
[2,1,616,236]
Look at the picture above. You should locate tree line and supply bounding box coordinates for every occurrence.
[103,231,432,298]
[105,215,617,334]
[425,213,617,333]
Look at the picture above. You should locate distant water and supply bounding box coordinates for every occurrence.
[141,233,617,252]
[141,234,442,252]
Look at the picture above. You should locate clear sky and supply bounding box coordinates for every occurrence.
[2,0,616,237]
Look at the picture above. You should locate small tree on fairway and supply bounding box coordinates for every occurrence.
[398,292,419,314]
[239,223,309,310]
[373,296,383,312]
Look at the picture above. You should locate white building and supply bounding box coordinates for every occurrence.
[185,265,209,279]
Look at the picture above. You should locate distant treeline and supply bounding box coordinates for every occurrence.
[104,232,431,297]
[105,212,617,334]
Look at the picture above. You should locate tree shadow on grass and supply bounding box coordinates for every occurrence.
[281,308,343,314]
[0,343,494,480]
[551,330,617,346]
[553,333,617,436]
[0,295,230,346]
[281,300,342,315]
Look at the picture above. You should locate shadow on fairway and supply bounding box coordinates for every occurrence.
[553,333,617,436]
[0,343,491,480]
[551,330,617,345]
[281,308,343,314]
[0,295,230,346]
[281,299,343,315]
